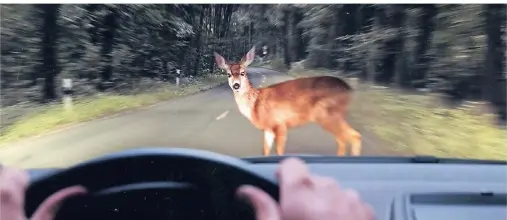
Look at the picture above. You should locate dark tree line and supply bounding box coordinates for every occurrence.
[241,4,506,120]
[1,4,505,120]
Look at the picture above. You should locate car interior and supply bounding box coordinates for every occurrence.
[25,148,507,220]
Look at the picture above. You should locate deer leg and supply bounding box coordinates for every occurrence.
[336,136,347,156]
[350,134,362,156]
[317,115,349,156]
[274,126,288,156]
[346,125,362,156]
[263,130,275,156]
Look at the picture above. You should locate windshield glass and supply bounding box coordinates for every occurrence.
[1,4,506,168]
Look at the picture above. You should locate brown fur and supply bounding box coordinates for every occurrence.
[215,47,361,156]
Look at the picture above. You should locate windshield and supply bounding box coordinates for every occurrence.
[1,4,506,168]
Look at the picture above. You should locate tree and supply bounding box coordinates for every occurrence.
[484,4,506,120]
[39,4,60,101]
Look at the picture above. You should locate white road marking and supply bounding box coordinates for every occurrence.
[215,110,229,120]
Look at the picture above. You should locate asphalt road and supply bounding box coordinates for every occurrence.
[0,68,386,168]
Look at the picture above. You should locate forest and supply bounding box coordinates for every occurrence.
[1,5,506,154]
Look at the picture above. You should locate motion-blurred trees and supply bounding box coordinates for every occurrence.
[1,4,505,120]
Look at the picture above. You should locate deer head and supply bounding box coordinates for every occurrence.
[214,46,255,93]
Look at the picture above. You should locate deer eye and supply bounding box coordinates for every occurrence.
[227,74,232,78]
[240,72,245,76]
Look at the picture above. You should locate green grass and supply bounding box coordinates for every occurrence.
[0,75,226,145]
[289,69,506,161]
[264,59,289,72]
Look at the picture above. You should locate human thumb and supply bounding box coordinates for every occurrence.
[237,185,281,220]
[31,186,87,220]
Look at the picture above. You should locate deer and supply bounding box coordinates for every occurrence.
[214,46,362,157]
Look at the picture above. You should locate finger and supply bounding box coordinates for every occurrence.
[310,175,340,189]
[362,203,376,220]
[342,189,375,219]
[0,168,29,206]
[277,158,311,188]
[0,168,29,188]
[342,188,361,202]
[31,186,87,220]
[237,185,281,220]
[350,201,375,220]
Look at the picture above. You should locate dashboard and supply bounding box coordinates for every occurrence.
[26,156,507,220]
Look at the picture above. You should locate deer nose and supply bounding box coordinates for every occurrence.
[232,83,240,90]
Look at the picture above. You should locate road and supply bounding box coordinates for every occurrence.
[0,68,387,168]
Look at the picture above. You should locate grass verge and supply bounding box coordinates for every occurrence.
[289,69,506,161]
[262,59,289,72]
[0,75,226,146]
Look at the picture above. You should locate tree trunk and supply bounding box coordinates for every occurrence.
[293,7,306,60]
[394,5,409,87]
[412,4,436,88]
[99,6,118,87]
[282,8,291,69]
[484,4,506,121]
[192,6,206,76]
[40,4,60,101]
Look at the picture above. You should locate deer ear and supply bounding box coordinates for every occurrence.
[214,52,229,70]
[240,46,256,67]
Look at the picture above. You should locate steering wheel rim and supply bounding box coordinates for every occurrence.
[25,148,280,218]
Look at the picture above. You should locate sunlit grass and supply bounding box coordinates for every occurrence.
[0,75,226,145]
[289,69,506,161]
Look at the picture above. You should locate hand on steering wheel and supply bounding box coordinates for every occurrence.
[0,167,86,220]
[238,158,374,220]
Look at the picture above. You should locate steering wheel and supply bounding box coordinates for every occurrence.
[25,148,280,220]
